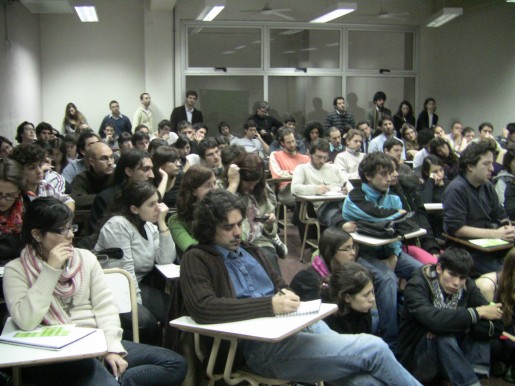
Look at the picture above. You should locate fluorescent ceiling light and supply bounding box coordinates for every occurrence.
[310,2,356,23]
[74,6,98,22]
[197,0,225,21]
[426,7,463,27]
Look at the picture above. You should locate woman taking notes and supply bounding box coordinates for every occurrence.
[2,197,186,386]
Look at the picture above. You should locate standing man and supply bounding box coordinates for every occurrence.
[443,141,515,274]
[170,90,204,132]
[99,100,132,138]
[397,247,503,385]
[366,91,392,133]
[180,189,421,386]
[248,102,283,145]
[133,92,154,134]
[324,96,355,135]
[368,117,405,160]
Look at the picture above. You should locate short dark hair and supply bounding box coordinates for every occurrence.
[310,138,330,155]
[333,96,344,107]
[186,90,198,99]
[117,132,132,148]
[15,121,34,143]
[139,92,149,101]
[277,127,295,144]
[503,146,515,173]
[478,122,493,133]
[244,120,257,130]
[197,137,218,159]
[131,131,150,146]
[506,123,515,135]
[21,197,74,249]
[378,116,393,127]
[218,121,230,134]
[174,134,191,150]
[458,141,495,175]
[113,148,151,186]
[109,100,118,107]
[193,122,208,133]
[417,129,435,148]
[373,91,386,102]
[358,152,394,182]
[0,157,25,191]
[383,137,403,152]
[158,120,172,132]
[77,131,100,155]
[35,122,53,137]
[284,116,296,125]
[11,143,46,166]
[221,144,246,166]
[462,126,475,137]
[215,135,229,147]
[148,138,168,155]
[438,247,473,277]
[192,190,247,245]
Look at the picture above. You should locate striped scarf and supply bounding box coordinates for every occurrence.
[20,246,83,325]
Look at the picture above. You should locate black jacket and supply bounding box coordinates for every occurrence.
[397,265,503,371]
[170,106,204,132]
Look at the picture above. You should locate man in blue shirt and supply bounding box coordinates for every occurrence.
[180,189,421,386]
[98,100,132,137]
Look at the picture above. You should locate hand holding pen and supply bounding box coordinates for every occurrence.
[272,288,300,314]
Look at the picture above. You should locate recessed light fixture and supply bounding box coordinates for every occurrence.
[74,5,98,22]
[197,0,225,21]
[310,2,357,23]
[426,7,463,27]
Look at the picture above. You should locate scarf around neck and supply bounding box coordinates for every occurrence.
[20,245,83,325]
[427,265,462,310]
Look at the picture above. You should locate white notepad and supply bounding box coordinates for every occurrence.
[0,320,96,351]
[277,299,322,317]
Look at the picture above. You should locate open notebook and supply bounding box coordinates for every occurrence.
[0,319,96,350]
[277,299,322,317]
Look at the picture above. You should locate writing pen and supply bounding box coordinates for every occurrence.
[65,259,70,272]
[279,289,286,296]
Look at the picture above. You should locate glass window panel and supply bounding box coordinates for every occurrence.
[188,27,261,68]
[268,76,343,130]
[348,31,414,71]
[270,29,340,69]
[185,76,264,136]
[345,76,415,124]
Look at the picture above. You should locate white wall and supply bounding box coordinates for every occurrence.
[0,2,41,139]
[419,2,515,133]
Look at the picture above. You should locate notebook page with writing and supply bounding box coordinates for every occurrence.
[277,299,322,317]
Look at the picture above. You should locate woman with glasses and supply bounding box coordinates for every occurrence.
[94,181,176,344]
[0,158,27,261]
[289,227,358,301]
[2,197,187,386]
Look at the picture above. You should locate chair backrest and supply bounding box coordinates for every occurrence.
[103,268,139,343]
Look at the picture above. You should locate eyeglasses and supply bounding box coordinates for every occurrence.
[47,224,79,236]
[338,245,359,253]
[0,192,19,202]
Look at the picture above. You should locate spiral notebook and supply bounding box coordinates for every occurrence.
[277,299,322,317]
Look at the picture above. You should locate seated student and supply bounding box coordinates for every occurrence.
[131,130,150,151]
[225,153,287,269]
[0,158,28,261]
[167,166,217,254]
[150,120,178,146]
[47,137,68,175]
[327,126,344,162]
[151,146,181,208]
[443,141,515,275]
[11,144,75,211]
[183,137,223,179]
[289,227,358,301]
[302,121,323,154]
[419,155,449,239]
[147,138,168,157]
[429,137,460,180]
[400,123,419,161]
[0,135,14,158]
[94,182,177,344]
[89,149,156,231]
[476,248,515,382]
[327,262,376,335]
[117,132,133,155]
[62,131,101,185]
[412,129,435,168]
[494,147,515,207]
[334,129,365,180]
[181,189,421,385]
[397,247,503,385]
[463,126,476,144]
[233,120,270,158]
[342,152,423,350]
[172,134,191,170]
[2,197,187,386]
[388,157,439,264]
[102,123,119,150]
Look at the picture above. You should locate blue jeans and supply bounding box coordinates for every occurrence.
[24,340,187,386]
[358,251,422,350]
[412,334,489,386]
[241,321,421,385]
